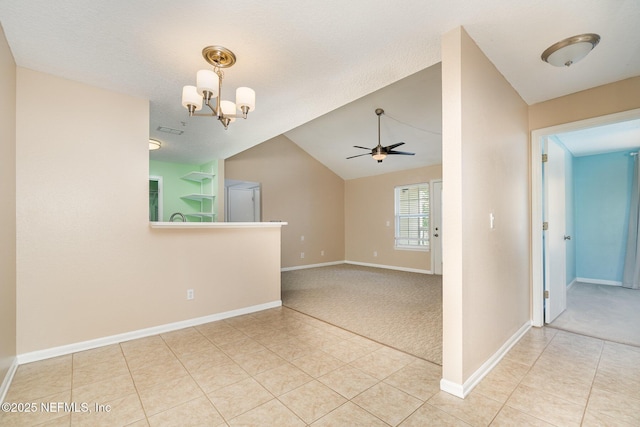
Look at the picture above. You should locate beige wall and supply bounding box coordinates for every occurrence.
[441,27,530,387]
[529,76,640,131]
[225,135,345,268]
[0,24,17,386]
[15,69,282,354]
[345,166,442,271]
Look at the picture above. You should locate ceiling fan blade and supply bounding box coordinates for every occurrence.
[387,150,415,156]
[385,142,405,150]
[353,145,372,150]
[346,153,372,159]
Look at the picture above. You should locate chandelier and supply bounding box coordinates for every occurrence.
[181,46,255,129]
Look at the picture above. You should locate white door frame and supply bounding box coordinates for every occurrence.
[431,179,443,275]
[531,108,640,327]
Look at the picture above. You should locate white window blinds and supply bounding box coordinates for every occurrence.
[395,183,430,250]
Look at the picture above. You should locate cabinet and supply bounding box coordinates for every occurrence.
[180,171,216,221]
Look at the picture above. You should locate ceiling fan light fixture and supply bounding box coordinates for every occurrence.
[149,139,161,150]
[541,33,600,67]
[372,152,387,162]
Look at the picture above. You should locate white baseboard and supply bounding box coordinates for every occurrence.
[282,260,431,274]
[576,278,622,287]
[567,278,576,290]
[440,321,531,398]
[281,261,344,272]
[0,357,18,403]
[345,261,431,275]
[439,378,465,398]
[17,300,282,365]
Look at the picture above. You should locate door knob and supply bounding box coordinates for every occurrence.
[564,235,571,240]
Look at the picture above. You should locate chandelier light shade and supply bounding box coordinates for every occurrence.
[236,87,256,114]
[541,33,600,67]
[149,139,161,150]
[196,70,219,98]
[181,45,255,129]
[181,86,202,111]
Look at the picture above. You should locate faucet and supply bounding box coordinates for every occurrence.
[170,212,186,222]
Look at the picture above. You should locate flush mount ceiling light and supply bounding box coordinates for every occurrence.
[149,139,161,150]
[541,33,600,67]
[181,45,255,130]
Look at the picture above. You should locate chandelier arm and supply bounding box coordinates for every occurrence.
[205,98,218,115]
[190,112,217,117]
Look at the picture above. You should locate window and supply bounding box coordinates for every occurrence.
[395,183,430,250]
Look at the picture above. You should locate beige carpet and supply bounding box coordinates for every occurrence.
[282,264,443,364]
[549,282,640,347]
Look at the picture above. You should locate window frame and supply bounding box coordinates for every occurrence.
[394,182,430,251]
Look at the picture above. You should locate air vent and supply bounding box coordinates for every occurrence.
[157,126,184,135]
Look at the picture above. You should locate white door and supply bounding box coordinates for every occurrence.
[228,187,257,222]
[432,180,443,275]
[544,138,567,323]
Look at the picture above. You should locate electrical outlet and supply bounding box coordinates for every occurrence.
[300,252,305,259]
[300,235,305,242]
[373,251,378,257]
[187,289,194,300]
[321,250,324,256]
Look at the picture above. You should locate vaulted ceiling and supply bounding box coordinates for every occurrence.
[2,1,639,179]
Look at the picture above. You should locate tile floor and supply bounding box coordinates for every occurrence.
[1,307,639,426]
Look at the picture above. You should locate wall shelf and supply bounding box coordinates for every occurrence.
[186,212,216,220]
[181,194,215,202]
[180,172,215,183]
[180,172,216,222]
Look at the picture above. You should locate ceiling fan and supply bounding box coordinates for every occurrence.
[347,108,415,163]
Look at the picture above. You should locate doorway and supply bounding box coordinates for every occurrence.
[149,175,163,222]
[531,108,640,327]
[225,179,261,222]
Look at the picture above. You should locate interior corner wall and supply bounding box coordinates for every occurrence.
[345,165,442,271]
[225,135,345,268]
[0,23,17,389]
[441,27,530,389]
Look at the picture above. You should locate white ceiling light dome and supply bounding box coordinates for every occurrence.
[541,33,600,67]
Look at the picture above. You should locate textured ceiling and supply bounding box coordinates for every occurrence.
[285,64,442,180]
[1,1,639,179]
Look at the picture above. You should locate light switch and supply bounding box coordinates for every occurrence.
[490,213,495,229]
